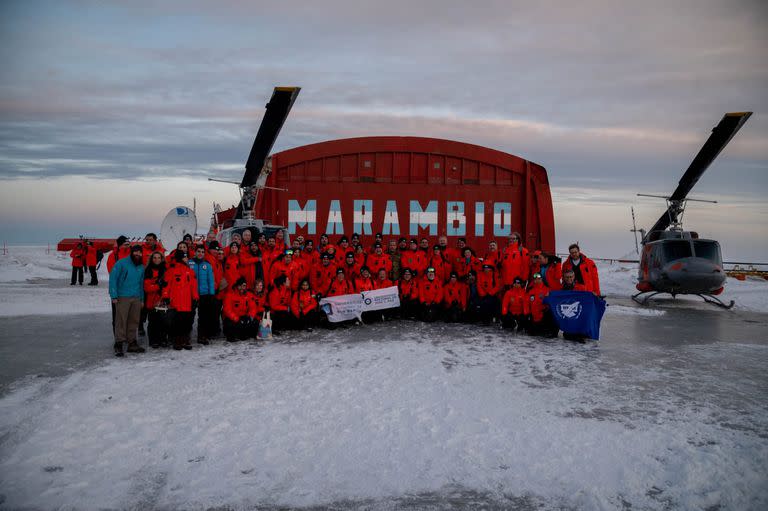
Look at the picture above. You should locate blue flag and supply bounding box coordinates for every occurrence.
[544,291,606,340]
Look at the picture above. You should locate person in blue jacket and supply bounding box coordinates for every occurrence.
[189,244,217,344]
[109,244,146,356]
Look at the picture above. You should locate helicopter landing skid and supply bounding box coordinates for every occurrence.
[697,294,735,309]
[632,291,735,309]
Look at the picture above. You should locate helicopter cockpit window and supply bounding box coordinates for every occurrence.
[662,240,692,261]
[693,240,722,263]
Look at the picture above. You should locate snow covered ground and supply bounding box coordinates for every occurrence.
[1,323,767,510]
[1,246,767,510]
[0,246,766,317]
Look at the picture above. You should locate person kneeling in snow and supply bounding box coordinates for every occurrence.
[222,277,258,342]
[526,273,558,338]
[501,277,529,332]
[291,279,320,330]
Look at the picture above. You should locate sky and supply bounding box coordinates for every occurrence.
[0,0,766,260]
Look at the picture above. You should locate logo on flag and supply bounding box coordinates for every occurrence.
[557,300,582,319]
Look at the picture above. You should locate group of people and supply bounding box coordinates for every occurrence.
[68,240,103,286]
[108,229,601,356]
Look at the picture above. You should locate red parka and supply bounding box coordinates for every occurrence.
[398,278,419,302]
[500,243,530,286]
[268,285,292,312]
[354,277,374,292]
[223,290,257,321]
[477,270,501,297]
[85,246,98,267]
[291,288,318,317]
[443,280,468,310]
[162,264,199,313]
[310,262,337,296]
[561,254,601,296]
[418,278,443,305]
[367,253,393,277]
[527,281,550,323]
[327,278,354,297]
[70,247,85,268]
[143,266,165,310]
[501,287,529,316]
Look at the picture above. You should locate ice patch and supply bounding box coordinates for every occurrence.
[605,304,666,316]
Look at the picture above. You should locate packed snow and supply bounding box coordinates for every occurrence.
[1,325,767,510]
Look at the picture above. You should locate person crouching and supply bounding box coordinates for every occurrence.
[222,277,257,342]
[501,277,528,332]
[291,279,319,330]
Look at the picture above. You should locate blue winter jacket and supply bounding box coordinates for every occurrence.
[109,257,145,300]
[189,258,216,296]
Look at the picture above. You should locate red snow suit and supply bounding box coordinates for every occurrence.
[291,288,318,317]
[223,290,257,321]
[500,243,530,286]
[162,264,199,312]
[501,287,529,316]
[527,281,550,323]
[561,254,601,296]
[442,281,468,310]
[418,278,443,305]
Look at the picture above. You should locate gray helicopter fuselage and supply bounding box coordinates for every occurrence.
[639,233,726,295]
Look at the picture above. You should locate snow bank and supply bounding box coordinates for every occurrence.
[0,328,766,510]
[0,246,111,317]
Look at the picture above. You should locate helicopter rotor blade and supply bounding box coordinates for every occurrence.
[647,111,751,235]
[235,86,301,219]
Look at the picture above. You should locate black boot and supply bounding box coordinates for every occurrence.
[114,342,124,357]
[127,342,145,353]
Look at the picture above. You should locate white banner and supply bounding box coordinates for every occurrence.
[319,286,400,322]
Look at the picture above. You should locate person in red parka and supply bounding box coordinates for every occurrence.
[107,235,132,273]
[455,247,481,280]
[561,268,587,291]
[327,267,354,297]
[527,273,558,338]
[561,243,601,296]
[69,242,85,285]
[373,268,394,290]
[366,243,393,278]
[429,245,448,283]
[311,253,336,296]
[442,271,468,322]
[341,251,360,282]
[85,240,99,286]
[240,242,265,290]
[162,250,199,350]
[252,279,267,321]
[355,266,375,293]
[500,232,530,288]
[268,274,292,335]
[223,242,242,292]
[501,277,529,332]
[533,252,562,291]
[418,267,443,322]
[476,263,502,324]
[397,268,419,319]
[483,240,501,271]
[222,277,258,342]
[401,239,427,277]
[143,251,168,348]
[291,279,319,329]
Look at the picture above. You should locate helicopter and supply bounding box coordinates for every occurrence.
[208,86,302,247]
[632,111,752,309]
